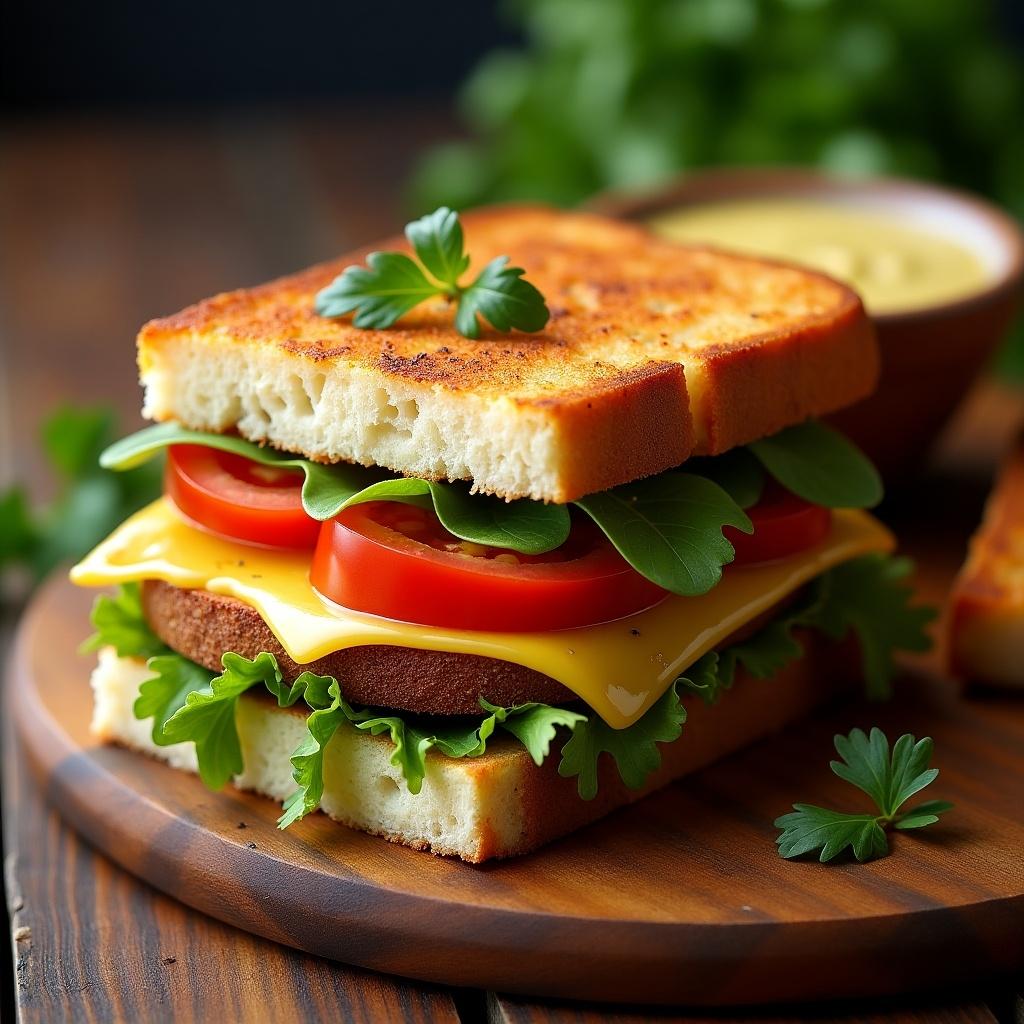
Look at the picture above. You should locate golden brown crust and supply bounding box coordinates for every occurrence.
[945,437,1024,685]
[140,580,574,713]
[138,205,876,500]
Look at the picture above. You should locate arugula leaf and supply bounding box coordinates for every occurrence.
[135,654,214,747]
[802,554,934,699]
[689,449,766,510]
[775,727,953,863]
[454,256,550,339]
[315,207,549,339]
[100,423,570,555]
[557,682,686,799]
[576,473,752,596]
[749,420,883,509]
[80,582,168,659]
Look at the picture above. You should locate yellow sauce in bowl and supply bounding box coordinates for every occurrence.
[649,198,993,314]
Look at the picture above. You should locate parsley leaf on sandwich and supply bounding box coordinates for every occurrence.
[775,728,953,863]
[314,207,550,340]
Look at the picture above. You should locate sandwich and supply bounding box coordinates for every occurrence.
[70,205,932,862]
[946,435,1024,688]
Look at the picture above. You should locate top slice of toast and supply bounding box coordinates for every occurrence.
[138,205,877,503]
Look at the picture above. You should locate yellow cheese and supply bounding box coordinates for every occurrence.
[71,499,893,729]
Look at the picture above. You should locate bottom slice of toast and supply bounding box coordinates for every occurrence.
[90,638,845,862]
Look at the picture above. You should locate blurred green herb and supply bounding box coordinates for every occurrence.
[0,406,162,588]
[410,0,1024,369]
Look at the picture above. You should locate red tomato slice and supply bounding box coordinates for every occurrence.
[164,444,319,549]
[725,484,831,566]
[311,502,668,631]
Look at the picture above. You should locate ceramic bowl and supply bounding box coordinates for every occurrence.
[590,168,1024,479]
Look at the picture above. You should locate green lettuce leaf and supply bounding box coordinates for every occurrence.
[279,672,349,827]
[557,682,687,799]
[801,554,935,699]
[135,654,214,747]
[119,548,932,816]
[160,651,309,788]
[481,698,586,765]
[81,582,168,659]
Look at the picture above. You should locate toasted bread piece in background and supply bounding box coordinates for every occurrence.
[91,635,843,863]
[946,437,1024,688]
[138,206,877,502]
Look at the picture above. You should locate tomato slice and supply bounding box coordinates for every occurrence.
[164,444,319,549]
[725,484,831,566]
[311,502,668,631]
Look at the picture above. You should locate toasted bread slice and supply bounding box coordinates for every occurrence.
[139,205,877,502]
[946,437,1024,687]
[91,638,844,862]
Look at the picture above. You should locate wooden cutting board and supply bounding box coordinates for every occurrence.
[8,564,1024,1006]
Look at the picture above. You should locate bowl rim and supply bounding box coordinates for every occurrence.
[587,166,1024,325]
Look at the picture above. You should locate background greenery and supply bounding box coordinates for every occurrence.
[411,0,1024,373]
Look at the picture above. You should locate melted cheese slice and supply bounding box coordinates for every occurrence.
[71,499,893,729]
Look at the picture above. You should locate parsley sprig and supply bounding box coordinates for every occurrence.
[775,728,953,863]
[315,207,550,339]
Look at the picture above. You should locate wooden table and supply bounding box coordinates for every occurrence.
[1,111,1021,1022]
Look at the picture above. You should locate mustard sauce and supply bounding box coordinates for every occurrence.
[649,198,992,314]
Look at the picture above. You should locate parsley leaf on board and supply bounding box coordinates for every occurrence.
[775,728,953,863]
[315,206,550,339]
[748,420,883,509]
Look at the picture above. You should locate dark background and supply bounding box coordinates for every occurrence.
[3,1,1022,113]
[1,2,519,111]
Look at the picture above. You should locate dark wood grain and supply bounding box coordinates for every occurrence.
[487,991,1000,1023]
[8,573,1024,1007]
[3,687,460,1023]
